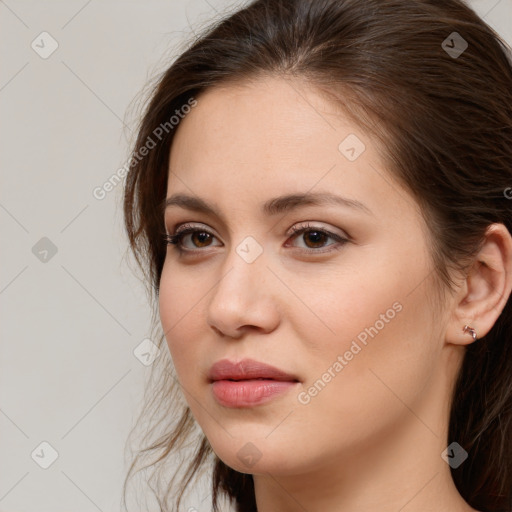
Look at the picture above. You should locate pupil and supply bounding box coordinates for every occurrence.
[305,231,325,247]
[194,232,211,246]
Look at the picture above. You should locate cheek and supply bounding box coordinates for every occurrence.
[158,264,206,380]
[285,258,440,442]
[285,241,438,389]
[293,308,439,461]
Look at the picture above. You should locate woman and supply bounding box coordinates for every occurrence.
[122,0,512,511]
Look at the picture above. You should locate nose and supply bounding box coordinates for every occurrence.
[206,243,280,338]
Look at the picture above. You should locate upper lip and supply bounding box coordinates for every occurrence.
[208,358,299,382]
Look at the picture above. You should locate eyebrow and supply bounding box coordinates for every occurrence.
[163,191,373,219]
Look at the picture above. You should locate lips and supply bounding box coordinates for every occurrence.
[208,358,300,407]
[208,358,299,383]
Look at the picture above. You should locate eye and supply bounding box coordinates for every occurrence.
[164,223,221,252]
[164,222,349,255]
[285,222,349,253]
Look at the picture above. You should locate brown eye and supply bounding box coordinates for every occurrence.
[164,225,221,251]
[164,222,349,255]
[287,223,349,253]
[190,231,213,247]
[301,230,329,248]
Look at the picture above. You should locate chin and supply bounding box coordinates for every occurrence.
[207,434,302,476]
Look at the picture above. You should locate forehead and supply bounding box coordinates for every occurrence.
[166,76,419,226]
[170,76,350,166]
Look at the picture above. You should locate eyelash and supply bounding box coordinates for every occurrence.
[163,222,349,255]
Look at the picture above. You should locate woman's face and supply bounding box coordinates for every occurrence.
[159,76,455,476]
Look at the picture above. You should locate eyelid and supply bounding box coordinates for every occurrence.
[170,221,347,239]
[285,221,348,239]
[174,222,220,237]
[165,220,350,255]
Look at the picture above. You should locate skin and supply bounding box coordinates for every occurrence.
[158,75,512,512]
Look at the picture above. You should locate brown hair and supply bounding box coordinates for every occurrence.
[122,1,512,511]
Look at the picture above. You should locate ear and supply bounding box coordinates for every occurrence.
[445,223,512,346]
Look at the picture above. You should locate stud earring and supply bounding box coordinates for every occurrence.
[462,324,477,342]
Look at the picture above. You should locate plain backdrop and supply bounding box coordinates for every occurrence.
[1,1,511,511]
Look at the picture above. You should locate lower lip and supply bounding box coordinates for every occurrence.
[211,379,298,407]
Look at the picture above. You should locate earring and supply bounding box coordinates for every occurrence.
[462,324,477,341]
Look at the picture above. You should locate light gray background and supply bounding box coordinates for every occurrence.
[1,1,511,511]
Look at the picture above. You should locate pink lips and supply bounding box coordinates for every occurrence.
[208,358,300,408]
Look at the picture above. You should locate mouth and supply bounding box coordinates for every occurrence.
[208,358,300,408]
[208,358,300,383]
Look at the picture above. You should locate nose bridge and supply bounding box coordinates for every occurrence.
[214,234,268,301]
[206,235,279,335]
